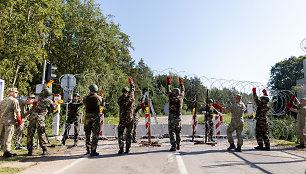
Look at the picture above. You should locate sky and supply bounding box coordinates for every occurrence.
[96,0,306,86]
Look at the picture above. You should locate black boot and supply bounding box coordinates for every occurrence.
[118,147,124,154]
[263,146,270,151]
[125,145,130,153]
[90,150,99,156]
[3,151,17,157]
[296,144,305,148]
[176,144,180,150]
[42,149,49,155]
[28,149,33,156]
[235,146,242,152]
[170,146,176,151]
[86,147,90,154]
[254,144,264,150]
[227,144,235,150]
[73,140,78,147]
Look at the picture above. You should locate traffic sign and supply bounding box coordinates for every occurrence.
[60,74,76,91]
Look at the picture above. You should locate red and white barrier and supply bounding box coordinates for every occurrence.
[52,94,61,136]
[214,113,222,135]
[78,112,83,133]
[192,108,197,135]
[99,113,104,136]
[145,107,150,135]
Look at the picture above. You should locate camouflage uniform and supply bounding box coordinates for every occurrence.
[226,100,246,148]
[202,105,218,141]
[27,97,56,152]
[117,85,135,153]
[132,105,142,142]
[253,94,270,148]
[296,105,306,146]
[15,100,33,148]
[62,100,83,145]
[167,84,185,149]
[83,93,104,154]
[0,96,21,153]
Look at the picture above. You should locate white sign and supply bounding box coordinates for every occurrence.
[60,74,76,91]
[0,79,4,100]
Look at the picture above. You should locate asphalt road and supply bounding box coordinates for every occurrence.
[17,138,306,174]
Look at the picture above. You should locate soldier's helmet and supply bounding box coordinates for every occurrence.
[260,96,269,103]
[208,99,214,103]
[40,88,52,98]
[88,84,98,92]
[173,88,180,95]
[122,87,130,93]
[73,93,80,98]
[28,94,36,98]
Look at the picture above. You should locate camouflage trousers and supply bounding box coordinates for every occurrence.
[0,123,15,152]
[296,114,306,145]
[227,119,244,146]
[255,120,270,147]
[62,121,79,144]
[132,115,139,141]
[14,118,27,147]
[84,115,100,152]
[27,120,48,151]
[118,118,133,150]
[207,119,214,140]
[168,116,182,147]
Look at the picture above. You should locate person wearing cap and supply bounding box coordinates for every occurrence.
[14,94,36,150]
[27,88,56,156]
[0,88,22,157]
[166,76,185,151]
[201,99,221,142]
[222,94,246,152]
[287,97,306,148]
[62,93,83,146]
[252,88,270,151]
[117,78,135,154]
[83,84,104,156]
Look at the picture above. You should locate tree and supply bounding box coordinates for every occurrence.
[268,56,305,90]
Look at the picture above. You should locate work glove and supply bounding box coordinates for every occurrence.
[179,77,183,85]
[213,103,222,110]
[167,76,171,84]
[286,102,292,109]
[292,95,297,103]
[128,78,133,83]
[252,88,256,95]
[17,117,22,127]
[262,89,268,96]
[33,101,37,106]
[141,102,146,108]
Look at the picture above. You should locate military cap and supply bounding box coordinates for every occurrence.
[40,88,52,97]
[173,88,180,94]
[260,96,269,103]
[207,99,214,103]
[7,88,18,93]
[234,94,242,99]
[73,93,80,97]
[88,84,98,92]
[122,87,130,93]
[28,94,36,98]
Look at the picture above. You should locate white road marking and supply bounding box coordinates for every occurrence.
[53,157,86,174]
[175,152,188,174]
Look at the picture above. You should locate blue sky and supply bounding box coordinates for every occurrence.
[96,0,306,86]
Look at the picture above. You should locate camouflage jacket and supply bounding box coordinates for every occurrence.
[226,101,246,120]
[0,96,21,125]
[20,100,33,119]
[83,93,104,116]
[167,84,185,117]
[202,105,219,120]
[30,97,56,121]
[67,100,83,122]
[118,86,135,121]
[253,94,269,121]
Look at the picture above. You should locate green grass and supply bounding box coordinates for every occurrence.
[104,117,119,125]
[270,139,297,147]
[0,167,24,174]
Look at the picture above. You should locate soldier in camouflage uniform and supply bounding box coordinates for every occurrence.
[132,103,145,143]
[0,88,22,157]
[202,99,220,142]
[15,94,35,150]
[222,94,246,152]
[287,97,306,148]
[83,84,104,156]
[27,88,56,156]
[252,88,270,151]
[167,76,185,151]
[117,78,135,154]
[62,93,83,146]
